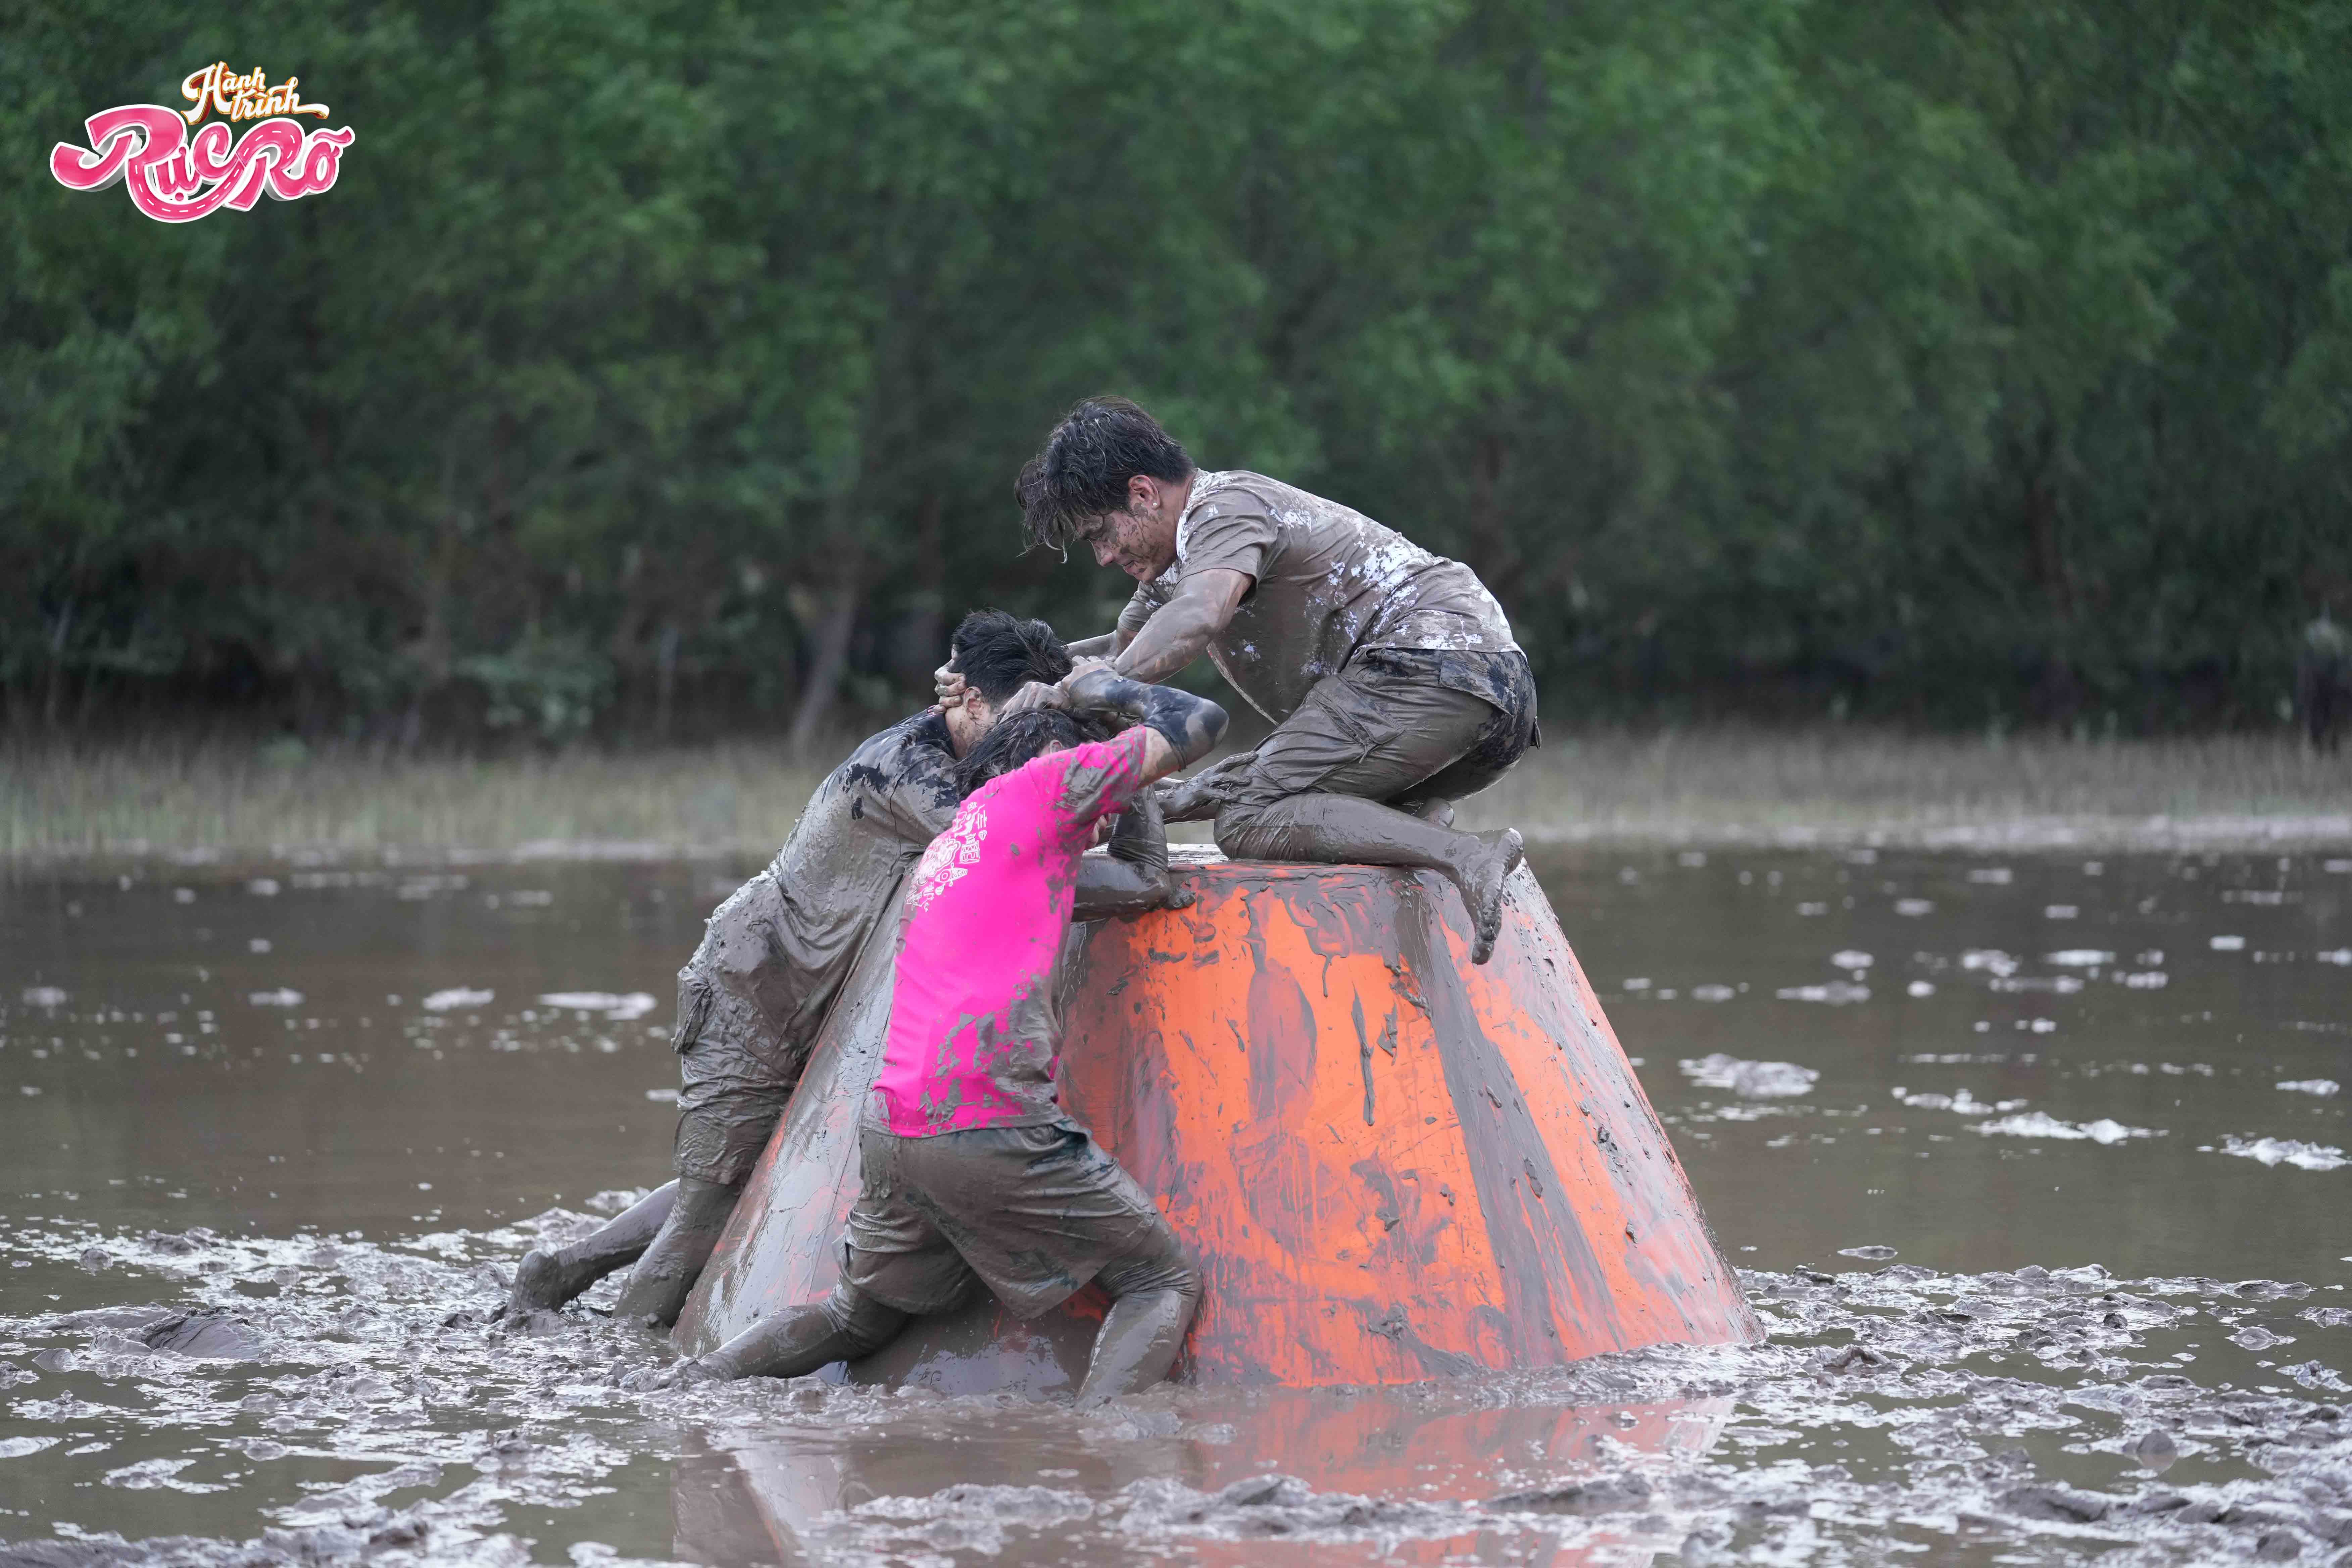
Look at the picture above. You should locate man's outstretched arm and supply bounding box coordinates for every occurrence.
[1107,568,1252,687]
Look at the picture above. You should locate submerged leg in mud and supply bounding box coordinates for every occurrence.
[507,1180,680,1316]
[1075,1237,1201,1409]
[610,1177,742,1328]
[655,1283,908,1385]
[1216,794,1524,964]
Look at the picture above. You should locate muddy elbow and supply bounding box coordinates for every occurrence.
[1072,857,1175,921]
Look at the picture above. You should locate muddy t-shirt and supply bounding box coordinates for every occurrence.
[869,728,1152,1137]
[1116,471,1519,722]
[684,713,961,1058]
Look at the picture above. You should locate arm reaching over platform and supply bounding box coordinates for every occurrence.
[1070,788,1192,919]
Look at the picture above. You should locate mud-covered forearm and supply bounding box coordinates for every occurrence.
[1067,668,1227,770]
[1110,568,1247,686]
[1112,599,1220,685]
[1073,795,1194,918]
[1065,631,1126,659]
[1105,784,1170,874]
[1072,855,1180,919]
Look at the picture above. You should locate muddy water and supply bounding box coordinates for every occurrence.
[2,849,2346,1565]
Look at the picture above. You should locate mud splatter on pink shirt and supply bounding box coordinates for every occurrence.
[869,728,1152,1137]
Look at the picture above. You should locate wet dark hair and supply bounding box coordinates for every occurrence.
[1016,396,1194,553]
[952,707,1115,797]
[948,608,1072,704]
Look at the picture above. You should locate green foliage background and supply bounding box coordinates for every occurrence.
[7,0,2350,741]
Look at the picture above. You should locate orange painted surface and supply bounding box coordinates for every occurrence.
[675,848,1759,1386]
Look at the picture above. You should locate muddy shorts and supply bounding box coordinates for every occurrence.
[838,1121,1178,1318]
[1215,647,1539,818]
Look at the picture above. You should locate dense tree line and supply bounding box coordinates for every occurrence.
[7,0,2349,743]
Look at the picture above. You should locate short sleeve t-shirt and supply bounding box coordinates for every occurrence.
[868,727,1153,1137]
[1116,471,1519,723]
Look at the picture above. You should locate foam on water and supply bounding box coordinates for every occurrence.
[1679,1054,1820,1098]
[4,1218,2350,1566]
[2215,1136,2350,1172]
[420,989,495,1013]
[533,993,657,1022]
[1974,1112,2160,1144]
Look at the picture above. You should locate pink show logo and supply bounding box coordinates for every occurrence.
[50,64,354,223]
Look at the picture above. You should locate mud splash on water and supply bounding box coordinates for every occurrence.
[3,1208,2348,1565]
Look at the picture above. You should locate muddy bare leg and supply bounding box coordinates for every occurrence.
[508,1180,679,1315]
[660,1283,908,1385]
[611,1177,742,1328]
[1215,794,1523,964]
[1075,1235,1200,1409]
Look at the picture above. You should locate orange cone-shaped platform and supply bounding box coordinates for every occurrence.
[674,848,1759,1388]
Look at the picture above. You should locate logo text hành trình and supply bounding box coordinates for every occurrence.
[179,63,333,125]
[49,64,353,223]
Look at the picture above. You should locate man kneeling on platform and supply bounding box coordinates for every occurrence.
[646,669,1227,1404]
[982,396,1537,965]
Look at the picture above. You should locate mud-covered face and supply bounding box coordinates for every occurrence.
[1079,484,1181,582]
[943,685,999,756]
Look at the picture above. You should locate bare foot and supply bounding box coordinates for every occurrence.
[505,1250,578,1318]
[1460,828,1524,965]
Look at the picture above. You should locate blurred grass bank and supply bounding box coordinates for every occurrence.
[5,730,2346,867]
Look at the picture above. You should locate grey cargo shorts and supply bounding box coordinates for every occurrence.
[839,1121,1185,1319]
[1198,647,1539,827]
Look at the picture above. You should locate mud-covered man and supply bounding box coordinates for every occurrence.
[647,669,1227,1404]
[968,396,1536,964]
[507,611,1184,1328]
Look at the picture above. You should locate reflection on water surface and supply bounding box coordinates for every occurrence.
[2,848,2346,1563]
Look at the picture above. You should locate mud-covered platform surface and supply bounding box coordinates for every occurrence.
[4,848,2348,1565]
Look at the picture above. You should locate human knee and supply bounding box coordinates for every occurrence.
[675,1175,741,1213]
[1097,1237,1201,1309]
[822,1283,908,1354]
[1212,799,1290,862]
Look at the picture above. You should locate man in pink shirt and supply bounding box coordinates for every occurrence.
[649,668,1227,1405]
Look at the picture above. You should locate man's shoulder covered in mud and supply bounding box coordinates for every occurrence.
[762,712,957,883]
[1181,469,1350,533]
[827,711,959,824]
